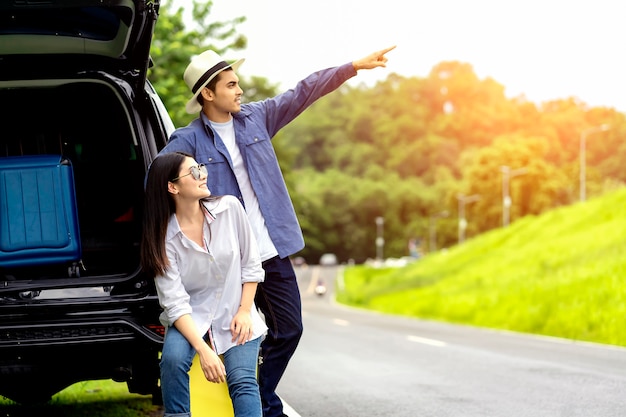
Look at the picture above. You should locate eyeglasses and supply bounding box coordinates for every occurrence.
[171,164,207,182]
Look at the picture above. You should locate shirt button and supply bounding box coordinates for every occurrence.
[254,137,259,142]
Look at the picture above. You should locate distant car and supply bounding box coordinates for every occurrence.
[314,281,327,296]
[292,256,307,267]
[0,0,170,404]
[319,253,338,266]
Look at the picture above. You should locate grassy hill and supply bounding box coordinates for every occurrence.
[337,188,626,347]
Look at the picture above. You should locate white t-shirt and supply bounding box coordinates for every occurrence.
[211,119,278,261]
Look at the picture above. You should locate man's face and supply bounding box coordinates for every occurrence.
[210,70,243,114]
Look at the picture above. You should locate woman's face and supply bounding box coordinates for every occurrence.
[171,156,211,199]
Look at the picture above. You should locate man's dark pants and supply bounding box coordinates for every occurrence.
[255,256,303,417]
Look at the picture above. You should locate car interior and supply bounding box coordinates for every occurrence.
[0,81,146,281]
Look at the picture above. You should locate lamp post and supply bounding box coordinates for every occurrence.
[501,165,527,227]
[457,194,480,244]
[580,124,610,202]
[429,211,449,252]
[375,216,384,263]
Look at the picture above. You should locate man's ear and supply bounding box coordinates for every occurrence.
[200,87,214,102]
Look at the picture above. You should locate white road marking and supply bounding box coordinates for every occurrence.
[407,335,447,347]
[333,318,350,326]
[281,398,302,417]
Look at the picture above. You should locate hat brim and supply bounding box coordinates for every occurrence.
[185,58,245,114]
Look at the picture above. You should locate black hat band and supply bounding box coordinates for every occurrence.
[192,61,230,93]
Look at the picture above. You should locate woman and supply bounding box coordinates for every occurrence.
[140,151,267,417]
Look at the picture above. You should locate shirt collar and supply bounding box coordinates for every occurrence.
[201,197,229,216]
[165,201,223,242]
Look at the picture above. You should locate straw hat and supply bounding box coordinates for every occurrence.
[184,50,245,114]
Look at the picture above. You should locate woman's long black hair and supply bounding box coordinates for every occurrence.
[140,152,189,277]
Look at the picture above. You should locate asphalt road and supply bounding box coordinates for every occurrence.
[277,265,626,417]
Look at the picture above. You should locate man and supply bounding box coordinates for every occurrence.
[159,45,395,417]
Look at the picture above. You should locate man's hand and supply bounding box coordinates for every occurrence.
[353,45,396,71]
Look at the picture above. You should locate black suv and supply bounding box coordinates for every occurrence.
[0,0,169,404]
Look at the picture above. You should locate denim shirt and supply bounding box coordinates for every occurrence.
[160,62,357,258]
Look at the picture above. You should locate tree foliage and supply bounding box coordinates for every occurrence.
[280,67,625,263]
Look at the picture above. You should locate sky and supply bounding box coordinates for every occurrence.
[176,0,626,112]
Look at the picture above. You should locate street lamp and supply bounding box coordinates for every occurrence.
[580,124,610,202]
[457,194,480,244]
[429,210,449,252]
[501,165,527,227]
[375,216,384,262]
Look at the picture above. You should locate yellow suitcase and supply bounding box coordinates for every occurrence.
[189,354,234,417]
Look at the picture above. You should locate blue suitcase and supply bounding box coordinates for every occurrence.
[0,154,82,276]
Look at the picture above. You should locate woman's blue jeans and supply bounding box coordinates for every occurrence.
[160,326,262,417]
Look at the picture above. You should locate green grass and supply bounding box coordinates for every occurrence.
[0,380,160,416]
[337,187,626,347]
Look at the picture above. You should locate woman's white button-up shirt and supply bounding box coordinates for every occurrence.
[154,195,267,354]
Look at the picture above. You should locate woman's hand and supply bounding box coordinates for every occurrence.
[230,308,254,345]
[198,344,226,383]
